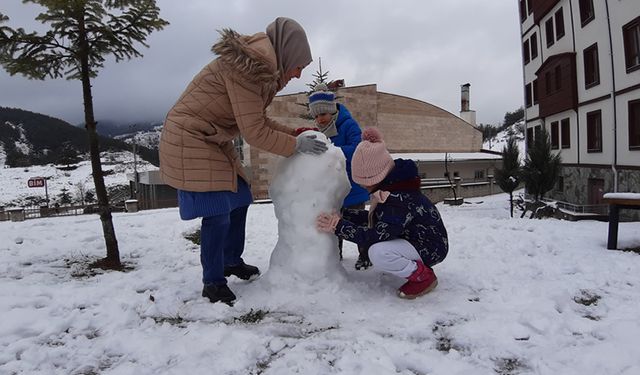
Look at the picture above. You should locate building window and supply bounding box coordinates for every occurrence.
[474,170,485,180]
[579,0,595,27]
[533,79,539,104]
[531,32,538,59]
[525,83,532,107]
[544,65,562,96]
[551,121,559,149]
[520,0,526,22]
[527,0,532,15]
[527,127,534,149]
[546,18,555,47]
[534,125,542,141]
[587,110,602,153]
[523,39,531,64]
[561,118,571,148]
[623,17,640,73]
[629,99,640,150]
[555,8,565,40]
[584,43,600,88]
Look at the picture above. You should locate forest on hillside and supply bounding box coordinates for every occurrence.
[0,107,159,167]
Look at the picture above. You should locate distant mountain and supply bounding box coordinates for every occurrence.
[0,107,159,168]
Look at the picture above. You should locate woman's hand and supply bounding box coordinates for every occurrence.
[295,134,328,155]
[316,212,341,233]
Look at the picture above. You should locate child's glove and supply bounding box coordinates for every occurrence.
[295,127,319,136]
[316,212,341,233]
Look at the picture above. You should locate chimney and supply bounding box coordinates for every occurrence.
[461,83,470,112]
[459,83,476,126]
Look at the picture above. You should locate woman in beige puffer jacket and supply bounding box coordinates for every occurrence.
[159,17,326,305]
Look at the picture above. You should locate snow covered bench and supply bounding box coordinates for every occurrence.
[602,193,640,250]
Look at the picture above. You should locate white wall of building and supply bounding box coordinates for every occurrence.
[578,100,615,165]
[545,109,579,164]
[616,91,640,166]
[572,0,615,102]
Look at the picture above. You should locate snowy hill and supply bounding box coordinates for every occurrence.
[0,151,157,207]
[482,121,526,161]
[115,124,162,150]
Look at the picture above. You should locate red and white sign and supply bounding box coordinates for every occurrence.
[28,177,46,188]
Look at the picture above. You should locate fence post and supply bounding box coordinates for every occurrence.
[125,199,139,213]
[454,177,462,197]
[488,174,494,195]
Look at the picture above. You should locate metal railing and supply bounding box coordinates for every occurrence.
[554,201,609,216]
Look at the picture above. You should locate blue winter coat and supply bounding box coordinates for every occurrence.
[331,103,369,207]
[335,159,449,267]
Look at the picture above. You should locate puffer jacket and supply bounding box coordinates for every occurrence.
[159,29,297,192]
[330,104,369,207]
[335,159,449,267]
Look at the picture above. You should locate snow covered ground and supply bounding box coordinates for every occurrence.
[1,191,640,374]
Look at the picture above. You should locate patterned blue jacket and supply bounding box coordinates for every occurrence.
[335,159,449,267]
[331,104,369,207]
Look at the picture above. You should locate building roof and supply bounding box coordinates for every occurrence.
[391,152,502,162]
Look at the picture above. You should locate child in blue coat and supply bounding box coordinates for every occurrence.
[316,128,448,298]
[308,83,371,269]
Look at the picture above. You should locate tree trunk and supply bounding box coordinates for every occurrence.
[78,12,121,269]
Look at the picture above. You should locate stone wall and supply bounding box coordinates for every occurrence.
[423,181,503,204]
[548,165,640,221]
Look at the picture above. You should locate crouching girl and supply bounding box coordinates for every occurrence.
[316,128,448,299]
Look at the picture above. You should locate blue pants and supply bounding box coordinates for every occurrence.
[200,205,248,286]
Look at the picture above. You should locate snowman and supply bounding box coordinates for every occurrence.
[264,131,351,284]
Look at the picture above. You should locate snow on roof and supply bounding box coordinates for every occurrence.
[390,152,502,162]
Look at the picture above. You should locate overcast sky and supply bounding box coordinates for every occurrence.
[0,0,524,127]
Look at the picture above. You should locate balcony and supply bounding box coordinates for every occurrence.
[535,53,578,118]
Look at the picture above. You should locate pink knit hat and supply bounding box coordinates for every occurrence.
[351,128,395,186]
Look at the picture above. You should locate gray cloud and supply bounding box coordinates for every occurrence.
[0,0,524,126]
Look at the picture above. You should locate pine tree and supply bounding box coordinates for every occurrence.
[0,1,168,269]
[58,187,73,205]
[495,137,521,217]
[306,57,330,91]
[58,141,80,168]
[521,126,561,201]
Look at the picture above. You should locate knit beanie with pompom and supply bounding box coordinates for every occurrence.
[351,127,395,186]
[308,83,338,118]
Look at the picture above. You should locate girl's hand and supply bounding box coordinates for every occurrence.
[316,212,341,233]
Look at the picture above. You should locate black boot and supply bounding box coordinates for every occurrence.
[202,284,236,305]
[224,261,260,280]
[355,253,372,270]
